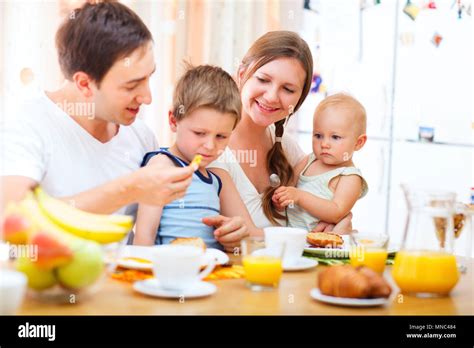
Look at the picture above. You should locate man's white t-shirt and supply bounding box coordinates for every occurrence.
[0,91,158,214]
[209,125,305,228]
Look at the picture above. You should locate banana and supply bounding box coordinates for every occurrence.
[15,194,104,289]
[34,187,132,244]
[35,187,133,227]
[17,193,88,249]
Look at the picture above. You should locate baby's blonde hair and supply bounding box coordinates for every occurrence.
[314,93,367,136]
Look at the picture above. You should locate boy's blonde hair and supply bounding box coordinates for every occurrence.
[315,93,367,136]
[172,64,242,127]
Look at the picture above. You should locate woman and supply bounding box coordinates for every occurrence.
[210,30,352,231]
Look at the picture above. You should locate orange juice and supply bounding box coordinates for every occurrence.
[350,247,388,274]
[392,250,460,296]
[242,255,282,287]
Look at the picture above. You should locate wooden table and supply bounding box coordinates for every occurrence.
[19,255,474,315]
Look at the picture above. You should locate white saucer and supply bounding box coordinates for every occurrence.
[133,278,217,299]
[310,288,389,307]
[283,257,318,271]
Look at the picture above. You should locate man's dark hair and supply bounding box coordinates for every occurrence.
[56,1,152,85]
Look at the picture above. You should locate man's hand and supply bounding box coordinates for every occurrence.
[202,215,249,252]
[132,162,196,206]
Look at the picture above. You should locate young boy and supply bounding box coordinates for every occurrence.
[272,93,369,231]
[134,65,244,249]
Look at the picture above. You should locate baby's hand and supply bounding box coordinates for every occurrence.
[271,193,286,212]
[273,186,299,208]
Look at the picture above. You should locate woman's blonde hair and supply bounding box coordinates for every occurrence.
[239,31,313,225]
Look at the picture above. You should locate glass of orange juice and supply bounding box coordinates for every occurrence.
[241,237,284,291]
[349,233,389,274]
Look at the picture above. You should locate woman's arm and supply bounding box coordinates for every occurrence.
[210,168,262,245]
[275,175,363,224]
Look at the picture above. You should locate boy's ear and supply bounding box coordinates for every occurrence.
[355,134,367,151]
[73,71,94,98]
[237,66,246,88]
[168,111,178,132]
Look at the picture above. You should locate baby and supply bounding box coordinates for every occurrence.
[134,64,242,249]
[272,93,368,231]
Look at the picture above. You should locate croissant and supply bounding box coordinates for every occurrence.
[357,266,392,298]
[318,265,392,299]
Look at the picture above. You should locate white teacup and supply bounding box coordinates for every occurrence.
[152,245,215,291]
[264,227,307,267]
[0,269,27,315]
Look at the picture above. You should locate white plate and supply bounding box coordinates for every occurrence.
[115,245,155,271]
[310,288,389,307]
[304,245,350,258]
[283,257,318,271]
[116,246,229,271]
[133,279,217,299]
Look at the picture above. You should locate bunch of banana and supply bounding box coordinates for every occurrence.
[33,187,133,244]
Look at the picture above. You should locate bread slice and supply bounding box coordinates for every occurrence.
[170,237,207,251]
[306,232,344,248]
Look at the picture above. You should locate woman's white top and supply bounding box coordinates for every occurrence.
[209,125,305,228]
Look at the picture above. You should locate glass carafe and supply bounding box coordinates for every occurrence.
[392,186,460,297]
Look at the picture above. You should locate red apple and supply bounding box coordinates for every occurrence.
[2,214,31,245]
[30,232,74,269]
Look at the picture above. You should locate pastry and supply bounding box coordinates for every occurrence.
[170,237,207,251]
[307,232,344,248]
[317,265,392,299]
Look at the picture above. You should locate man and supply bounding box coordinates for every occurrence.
[0,2,247,250]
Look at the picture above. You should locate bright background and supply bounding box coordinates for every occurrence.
[1,0,473,254]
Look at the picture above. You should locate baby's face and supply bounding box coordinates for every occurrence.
[312,106,363,166]
[172,107,236,167]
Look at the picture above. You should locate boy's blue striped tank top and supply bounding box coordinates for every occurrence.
[141,148,223,250]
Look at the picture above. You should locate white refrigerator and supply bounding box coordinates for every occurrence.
[295,0,473,254]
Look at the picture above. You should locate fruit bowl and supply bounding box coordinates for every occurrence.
[2,188,133,304]
[16,241,123,304]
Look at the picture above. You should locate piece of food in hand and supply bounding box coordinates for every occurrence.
[190,155,202,168]
[307,231,344,248]
[171,237,206,251]
[317,264,392,299]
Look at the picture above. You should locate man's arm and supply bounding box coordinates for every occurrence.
[1,162,195,215]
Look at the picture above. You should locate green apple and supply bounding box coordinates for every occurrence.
[15,257,57,290]
[56,241,104,289]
